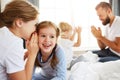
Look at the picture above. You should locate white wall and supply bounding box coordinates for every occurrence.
[1,0,11,12]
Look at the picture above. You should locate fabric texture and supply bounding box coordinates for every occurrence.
[92,16,120,62]
[105,16,120,56]
[58,38,74,68]
[32,45,66,80]
[0,27,25,80]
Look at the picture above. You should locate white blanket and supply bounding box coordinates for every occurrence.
[68,51,120,80]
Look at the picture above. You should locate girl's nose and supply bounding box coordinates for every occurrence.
[45,36,50,42]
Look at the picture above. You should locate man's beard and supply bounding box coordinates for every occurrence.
[102,16,110,25]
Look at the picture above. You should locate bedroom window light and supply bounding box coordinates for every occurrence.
[39,0,109,51]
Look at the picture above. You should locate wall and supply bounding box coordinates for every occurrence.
[1,0,11,12]
[110,0,120,16]
[0,0,1,12]
[28,0,39,8]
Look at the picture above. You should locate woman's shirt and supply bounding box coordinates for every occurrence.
[0,27,25,80]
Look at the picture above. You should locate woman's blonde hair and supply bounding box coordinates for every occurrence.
[0,0,39,27]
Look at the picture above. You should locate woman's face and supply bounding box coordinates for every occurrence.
[20,18,38,40]
[38,27,57,55]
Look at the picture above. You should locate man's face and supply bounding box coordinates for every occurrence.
[102,15,110,25]
[96,7,110,25]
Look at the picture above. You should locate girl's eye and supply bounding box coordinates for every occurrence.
[41,35,46,37]
[50,36,55,38]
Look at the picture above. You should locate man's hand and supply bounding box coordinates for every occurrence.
[91,26,102,39]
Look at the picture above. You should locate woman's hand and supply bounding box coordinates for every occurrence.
[26,32,39,57]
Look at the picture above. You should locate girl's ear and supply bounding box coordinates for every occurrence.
[13,18,23,28]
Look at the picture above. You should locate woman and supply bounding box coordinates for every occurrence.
[0,0,39,80]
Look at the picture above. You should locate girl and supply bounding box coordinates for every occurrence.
[0,0,39,80]
[32,21,66,80]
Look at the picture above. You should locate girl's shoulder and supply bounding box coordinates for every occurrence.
[55,44,63,51]
[55,44,65,55]
[54,44,66,60]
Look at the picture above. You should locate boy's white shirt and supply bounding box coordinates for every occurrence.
[58,38,74,68]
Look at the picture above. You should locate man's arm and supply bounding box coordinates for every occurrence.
[91,26,120,53]
[98,37,120,53]
[91,26,106,49]
[97,39,106,49]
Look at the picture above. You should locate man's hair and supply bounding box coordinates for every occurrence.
[95,2,112,11]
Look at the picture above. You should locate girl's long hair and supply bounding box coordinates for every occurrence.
[35,21,60,69]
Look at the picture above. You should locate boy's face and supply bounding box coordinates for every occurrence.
[66,30,72,38]
[61,30,72,39]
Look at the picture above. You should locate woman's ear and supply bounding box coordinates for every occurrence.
[13,18,23,28]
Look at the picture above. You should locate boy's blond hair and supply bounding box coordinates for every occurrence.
[59,22,72,32]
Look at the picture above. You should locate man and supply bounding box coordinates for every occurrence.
[91,2,120,62]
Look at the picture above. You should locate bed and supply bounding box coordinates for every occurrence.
[67,51,120,80]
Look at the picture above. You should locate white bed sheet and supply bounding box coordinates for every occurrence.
[68,58,120,80]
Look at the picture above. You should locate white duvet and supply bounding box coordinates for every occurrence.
[68,51,120,80]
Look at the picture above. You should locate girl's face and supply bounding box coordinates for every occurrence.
[38,27,57,55]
